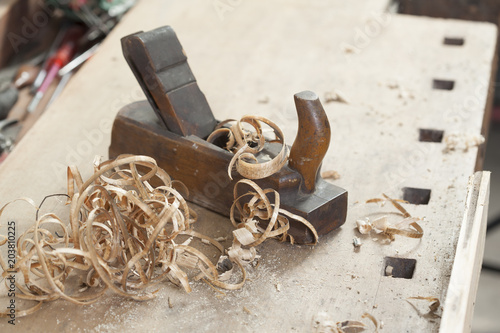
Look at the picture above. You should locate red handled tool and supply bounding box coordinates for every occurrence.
[27,25,86,113]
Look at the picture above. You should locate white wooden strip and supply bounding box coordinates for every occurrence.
[440,171,491,333]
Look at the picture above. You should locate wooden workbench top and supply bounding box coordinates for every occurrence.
[0,1,495,331]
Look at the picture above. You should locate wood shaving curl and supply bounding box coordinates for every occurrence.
[407,296,441,318]
[230,179,319,249]
[207,116,288,180]
[361,312,379,332]
[312,311,379,333]
[357,194,423,240]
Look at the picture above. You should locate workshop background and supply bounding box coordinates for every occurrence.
[0,0,498,331]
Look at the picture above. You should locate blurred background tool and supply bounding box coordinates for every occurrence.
[30,25,69,95]
[59,42,100,76]
[0,65,40,120]
[0,0,137,162]
[0,118,18,160]
[27,25,85,113]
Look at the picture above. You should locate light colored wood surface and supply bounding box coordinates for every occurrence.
[440,171,490,333]
[0,0,496,331]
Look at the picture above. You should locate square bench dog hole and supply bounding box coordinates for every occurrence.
[419,129,444,143]
[432,79,455,90]
[443,37,465,46]
[403,187,431,205]
[383,257,416,279]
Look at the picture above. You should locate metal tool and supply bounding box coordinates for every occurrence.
[59,43,100,76]
[109,26,347,243]
[0,65,40,120]
[28,25,85,113]
[46,72,73,109]
[31,25,69,94]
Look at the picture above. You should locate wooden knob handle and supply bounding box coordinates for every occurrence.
[288,91,330,194]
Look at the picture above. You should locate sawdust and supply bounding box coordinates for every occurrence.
[207,116,288,180]
[324,90,349,104]
[341,44,358,54]
[407,296,441,319]
[356,194,424,241]
[322,170,341,180]
[258,96,270,104]
[311,311,378,333]
[443,132,485,153]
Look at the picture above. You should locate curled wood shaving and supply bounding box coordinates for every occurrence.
[207,116,289,180]
[230,179,319,249]
[313,311,379,333]
[358,194,423,240]
[312,312,336,332]
[361,312,379,333]
[213,178,319,291]
[408,296,440,312]
[407,296,441,318]
[337,320,366,332]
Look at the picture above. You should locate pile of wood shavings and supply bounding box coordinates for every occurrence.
[0,154,318,317]
[356,194,423,241]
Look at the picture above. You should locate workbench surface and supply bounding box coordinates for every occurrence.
[0,1,495,332]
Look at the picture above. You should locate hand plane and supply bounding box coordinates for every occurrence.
[109,26,347,244]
